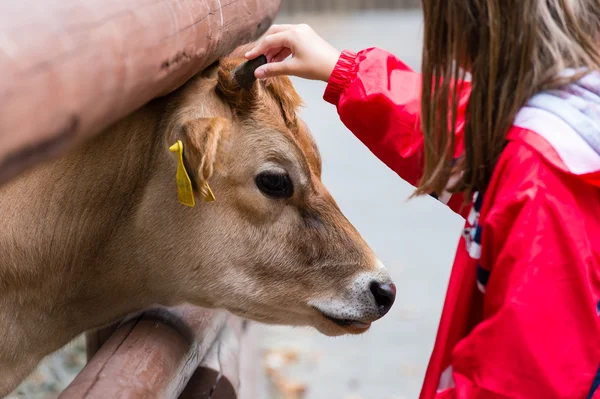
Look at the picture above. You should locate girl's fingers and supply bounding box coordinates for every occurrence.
[245,31,293,59]
[264,48,283,63]
[255,58,296,79]
[270,48,292,63]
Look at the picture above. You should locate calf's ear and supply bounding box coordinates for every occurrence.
[216,56,267,110]
[174,117,231,199]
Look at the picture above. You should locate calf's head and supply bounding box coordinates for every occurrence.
[152,50,395,336]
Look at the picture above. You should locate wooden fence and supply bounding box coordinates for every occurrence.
[279,0,421,14]
[61,306,257,399]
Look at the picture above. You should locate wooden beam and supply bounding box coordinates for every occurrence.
[0,0,280,186]
[60,306,228,399]
[179,317,255,399]
[84,323,120,362]
[76,312,259,399]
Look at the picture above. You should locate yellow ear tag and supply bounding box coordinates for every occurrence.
[169,140,196,208]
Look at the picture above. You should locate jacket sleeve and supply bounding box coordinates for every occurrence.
[436,144,600,399]
[323,48,471,216]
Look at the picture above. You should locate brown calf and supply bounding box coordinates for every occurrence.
[0,47,395,394]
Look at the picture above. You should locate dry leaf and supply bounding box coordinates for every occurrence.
[264,347,300,369]
[279,379,307,399]
[263,347,307,399]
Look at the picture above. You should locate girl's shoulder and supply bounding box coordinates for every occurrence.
[483,127,600,238]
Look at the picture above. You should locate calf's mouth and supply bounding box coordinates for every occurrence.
[316,308,372,330]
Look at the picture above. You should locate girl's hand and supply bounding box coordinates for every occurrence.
[245,24,341,82]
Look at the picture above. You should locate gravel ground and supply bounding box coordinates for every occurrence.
[7,336,86,399]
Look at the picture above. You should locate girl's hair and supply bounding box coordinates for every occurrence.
[417,0,600,198]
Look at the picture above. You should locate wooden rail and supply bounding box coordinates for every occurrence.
[60,306,256,399]
[0,0,281,187]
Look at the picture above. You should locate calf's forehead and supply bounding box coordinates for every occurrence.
[250,107,322,178]
[210,55,323,178]
[292,121,322,178]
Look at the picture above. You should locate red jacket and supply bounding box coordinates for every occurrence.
[324,48,600,399]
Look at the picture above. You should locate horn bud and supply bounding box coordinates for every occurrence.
[232,55,267,90]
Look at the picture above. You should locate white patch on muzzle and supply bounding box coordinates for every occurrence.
[309,260,393,322]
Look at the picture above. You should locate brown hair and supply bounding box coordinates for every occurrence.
[417,0,600,198]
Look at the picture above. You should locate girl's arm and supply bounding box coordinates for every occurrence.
[324,47,471,216]
[246,24,472,215]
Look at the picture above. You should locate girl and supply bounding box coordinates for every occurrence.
[246,1,600,398]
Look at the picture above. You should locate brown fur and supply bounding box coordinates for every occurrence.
[0,49,391,394]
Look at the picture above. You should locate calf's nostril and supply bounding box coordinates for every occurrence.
[369,281,396,315]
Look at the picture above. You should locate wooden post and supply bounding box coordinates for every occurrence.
[60,306,228,399]
[0,0,281,186]
[178,317,258,399]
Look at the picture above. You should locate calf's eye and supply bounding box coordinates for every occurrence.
[255,172,293,199]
